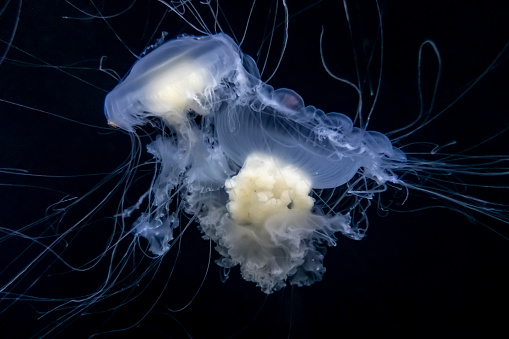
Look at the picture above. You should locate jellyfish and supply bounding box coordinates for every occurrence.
[1,0,509,338]
[104,32,412,292]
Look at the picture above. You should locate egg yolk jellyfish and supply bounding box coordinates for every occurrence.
[104,31,406,292]
[1,0,509,338]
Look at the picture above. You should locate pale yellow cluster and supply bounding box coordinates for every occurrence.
[143,60,214,124]
[225,153,314,228]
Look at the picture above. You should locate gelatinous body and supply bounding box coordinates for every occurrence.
[106,33,409,292]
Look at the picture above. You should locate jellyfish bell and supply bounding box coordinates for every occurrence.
[104,33,255,131]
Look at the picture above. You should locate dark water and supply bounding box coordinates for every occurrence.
[1,1,508,338]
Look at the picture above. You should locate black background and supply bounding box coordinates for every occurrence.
[1,1,509,338]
